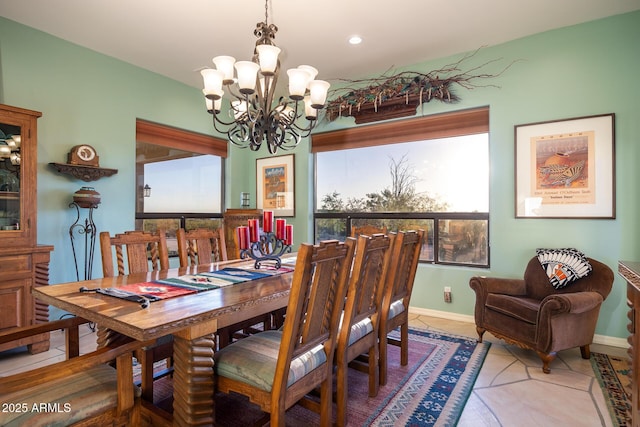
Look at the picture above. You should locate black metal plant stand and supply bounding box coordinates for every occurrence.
[69,202,98,281]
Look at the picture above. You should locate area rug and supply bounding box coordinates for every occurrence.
[209,328,491,426]
[591,352,632,427]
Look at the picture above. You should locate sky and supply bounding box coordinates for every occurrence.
[315,134,489,212]
[142,133,488,214]
[144,155,222,213]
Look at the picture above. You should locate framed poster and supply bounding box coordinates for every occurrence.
[515,113,615,218]
[256,154,295,217]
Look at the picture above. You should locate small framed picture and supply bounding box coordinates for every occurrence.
[515,113,615,218]
[256,154,295,217]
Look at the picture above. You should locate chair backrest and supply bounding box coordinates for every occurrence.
[99,230,169,277]
[351,224,388,238]
[223,209,263,259]
[272,239,355,398]
[176,227,228,267]
[381,230,425,310]
[524,256,614,301]
[339,233,393,350]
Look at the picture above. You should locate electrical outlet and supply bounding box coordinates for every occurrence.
[444,286,452,303]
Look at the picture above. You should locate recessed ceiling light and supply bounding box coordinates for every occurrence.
[348,35,363,45]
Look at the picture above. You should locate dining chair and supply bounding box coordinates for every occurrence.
[175,226,271,348]
[223,208,263,259]
[176,227,227,267]
[214,239,356,427]
[350,224,388,238]
[99,230,169,277]
[0,317,147,427]
[98,229,171,402]
[378,229,424,385]
[335,232,393,427]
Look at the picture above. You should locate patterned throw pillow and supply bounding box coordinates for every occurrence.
[536,248,593,289]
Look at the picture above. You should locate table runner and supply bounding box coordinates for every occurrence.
[106,262,296,303]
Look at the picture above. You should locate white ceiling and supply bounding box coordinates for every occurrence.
[1,0,639,90]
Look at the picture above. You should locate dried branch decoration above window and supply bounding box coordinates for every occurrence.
[325,48,516,124]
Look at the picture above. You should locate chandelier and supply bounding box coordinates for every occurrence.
[201,0,330,154]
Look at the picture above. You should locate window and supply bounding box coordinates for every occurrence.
[135,120,227,256]
[312,107,489,267]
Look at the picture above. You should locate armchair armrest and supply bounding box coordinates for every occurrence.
[0,316,87,345]
[536,291,605,356]
[0,333,150,394]
[469,276,527,297]
[540,291,604,316]
[0,316,89,359]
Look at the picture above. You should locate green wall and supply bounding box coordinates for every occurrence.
[0,17,212,285]
[228,11,640,341]
[1,11,638,340]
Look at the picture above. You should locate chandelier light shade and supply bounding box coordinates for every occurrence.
[201,0,330,154]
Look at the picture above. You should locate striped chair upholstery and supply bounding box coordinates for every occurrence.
[1,365,119,427]
[215,331,326,391]
[0,317,141,427]
[214,239,356,427]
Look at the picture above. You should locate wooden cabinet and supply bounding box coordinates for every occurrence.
[620,260,640,427]
[0,104,53,354]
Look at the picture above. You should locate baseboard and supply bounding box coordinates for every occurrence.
[409,306,629,349]
[410,306,475,324]
[592,334,628,349]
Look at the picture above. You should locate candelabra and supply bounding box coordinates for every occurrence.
[240,231,292,269]
[237,211,293,269]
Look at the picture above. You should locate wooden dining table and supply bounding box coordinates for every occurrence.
[32,256,296,427]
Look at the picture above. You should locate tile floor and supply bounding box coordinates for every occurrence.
[408,313,628,427]
[0,314,628,426]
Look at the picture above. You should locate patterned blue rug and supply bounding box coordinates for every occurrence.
[213,327,491,426]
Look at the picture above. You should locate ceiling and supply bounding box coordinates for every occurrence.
[1,0,639,91]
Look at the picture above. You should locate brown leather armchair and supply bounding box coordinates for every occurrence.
[469,256,614,373]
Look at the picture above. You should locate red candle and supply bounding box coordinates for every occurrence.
[263,211,273,233]
[248,219,259,243]
[236,226,250,250]
[276,218,286,240]
[285,224,293,245]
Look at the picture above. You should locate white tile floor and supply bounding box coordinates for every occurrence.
[408,313,628,427]
[0,314,628,426]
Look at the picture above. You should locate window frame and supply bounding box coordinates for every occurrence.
[135,119,227,230]
[312,107,490,268]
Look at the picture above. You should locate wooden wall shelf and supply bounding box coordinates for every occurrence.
[49,163,118,182]
[348,95,421,124]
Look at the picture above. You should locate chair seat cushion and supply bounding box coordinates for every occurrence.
[0,364,118,427]
[349,317,374,346]
[388,299,405,320]
[486,294,541,325]
[214,330,326,392]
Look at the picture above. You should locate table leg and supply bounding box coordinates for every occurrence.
[96,325,131,347]
[172,333,216,427]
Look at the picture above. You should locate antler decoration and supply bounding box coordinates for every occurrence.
[325,48,518,122]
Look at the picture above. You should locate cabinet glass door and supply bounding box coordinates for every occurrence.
[0,122,21,231]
